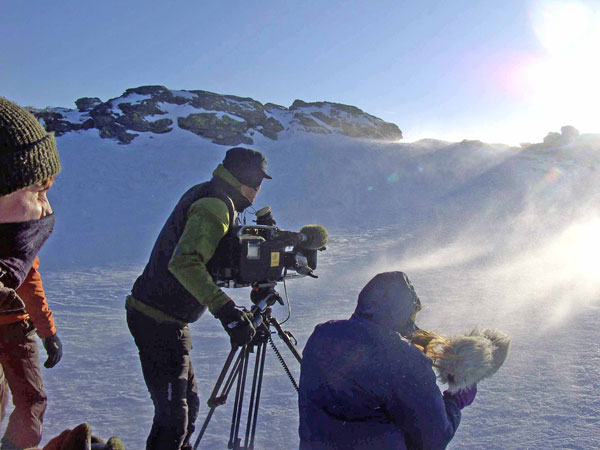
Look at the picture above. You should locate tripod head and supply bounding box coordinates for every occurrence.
[248,281,283,328]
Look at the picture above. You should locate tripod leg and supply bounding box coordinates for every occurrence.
[208,346,241,406]
[248,340,267,449]
[244,341,262,448]
[193,346,242,450]
[194,407,217,450]
[230,345,251,449]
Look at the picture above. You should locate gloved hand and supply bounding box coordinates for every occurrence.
[443,384,477,409]
[42,333,63,368]
[0,283,26,314]
[214,300,256,347]
[42,422,125,450]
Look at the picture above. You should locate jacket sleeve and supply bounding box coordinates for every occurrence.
[15,257,57,339]
[168,197,232,315]
[387,345,461,450]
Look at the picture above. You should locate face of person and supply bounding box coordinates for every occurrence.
[0,178,54,223]
[241,182,261,204]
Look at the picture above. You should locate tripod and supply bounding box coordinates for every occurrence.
[193,307,301,450]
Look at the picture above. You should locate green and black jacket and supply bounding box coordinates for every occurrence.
[127,165,250,325]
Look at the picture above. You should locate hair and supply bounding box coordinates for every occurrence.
[410,329,455,365]
[39,176,54,190]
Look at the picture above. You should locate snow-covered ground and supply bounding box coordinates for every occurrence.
[2,129,600,449]
[33,226,600,449]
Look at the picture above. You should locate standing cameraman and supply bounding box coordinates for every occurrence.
[126,147,272,450]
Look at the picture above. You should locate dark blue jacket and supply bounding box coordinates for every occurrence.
[298,272,461,449]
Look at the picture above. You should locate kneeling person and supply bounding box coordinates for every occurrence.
[298,272,475,449]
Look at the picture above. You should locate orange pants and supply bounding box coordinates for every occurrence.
[0,320,47,449]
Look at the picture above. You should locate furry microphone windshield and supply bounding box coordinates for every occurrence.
[412,328,511,393]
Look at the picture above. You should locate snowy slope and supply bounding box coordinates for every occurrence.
[4,127,600,449]
[39,129,518,268]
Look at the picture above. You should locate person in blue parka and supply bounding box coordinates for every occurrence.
[298,271,476,450]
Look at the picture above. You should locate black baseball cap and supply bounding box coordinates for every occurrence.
[223,147,272,187]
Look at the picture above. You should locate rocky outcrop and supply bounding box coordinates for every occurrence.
[31,86,403,145]
[75,97,102,112]
[519,126,583,150]
[289,100,402,140]
[35,109,94,135]
[178,113,253,146]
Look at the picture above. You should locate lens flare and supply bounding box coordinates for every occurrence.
[532,166,565,195]
[387,173,400,183]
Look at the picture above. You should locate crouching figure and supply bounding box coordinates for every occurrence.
[298,272,475,450]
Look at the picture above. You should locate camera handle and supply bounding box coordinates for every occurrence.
[193,312,300,450]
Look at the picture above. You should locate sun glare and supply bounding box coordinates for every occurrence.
[533,1,593,55]
[514,1,600,136]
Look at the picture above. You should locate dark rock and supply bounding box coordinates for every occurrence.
[33,110,79,136]
[115,101,172,133]
[543,132,563,146]
[264,103,287,111]
[123,85,169,96]
[147,118,173,134]
[561,125,580,141]
[291,100,362,115]
[99,122,138,144]
[379,122,403,140]
[75,97,102,112]
[541,126,581,148]
[169,93,191,105]
[117,102,165,117]
[258,117,284,140]
[290,99,312,109]
[81,118,95,130]
[189,91,267,127]
[89,103,116,128]
[291,100,402,140]
[178,113,252,146]
[311,111,342,128]
[115,113,173,133]
[293,113,331,134]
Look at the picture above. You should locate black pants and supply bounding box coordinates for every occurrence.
[127,309,200,450]
[0,319,47,449]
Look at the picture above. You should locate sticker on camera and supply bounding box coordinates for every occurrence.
[270,252,280,267]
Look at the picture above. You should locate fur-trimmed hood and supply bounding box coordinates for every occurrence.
[432,327,511,393]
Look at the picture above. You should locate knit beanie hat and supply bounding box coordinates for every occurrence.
[0,97,61,196]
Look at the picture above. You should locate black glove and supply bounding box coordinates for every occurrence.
[0,283,26,314]
[42,333,63,368]
[214,301,256,347]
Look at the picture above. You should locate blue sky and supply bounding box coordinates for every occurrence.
[2,0,599,144]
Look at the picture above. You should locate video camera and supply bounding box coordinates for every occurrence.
[208,207,328,288]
